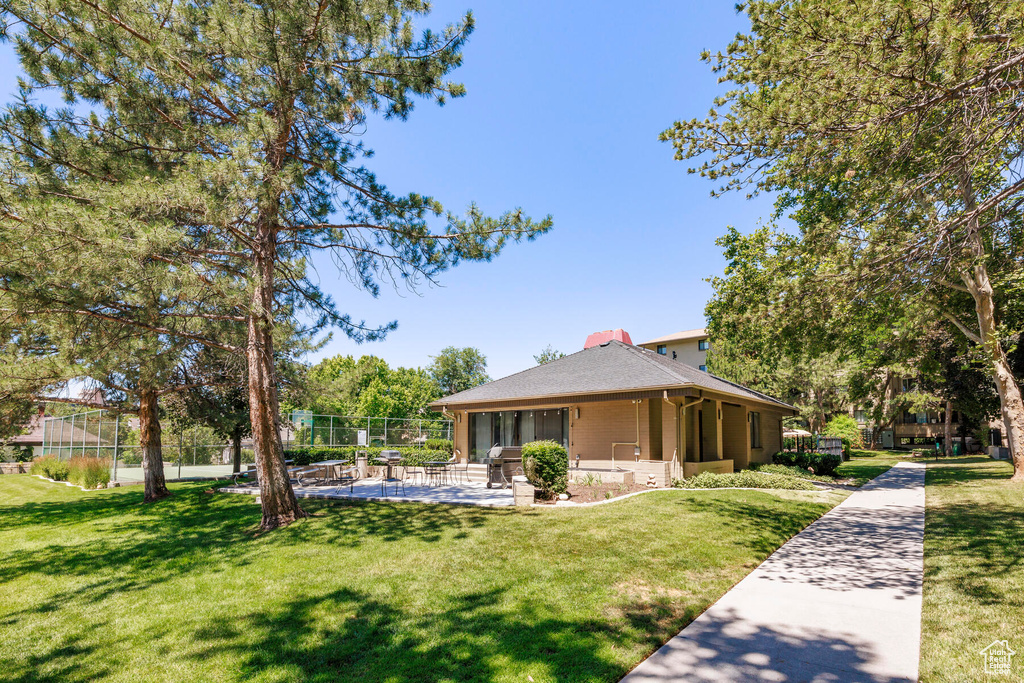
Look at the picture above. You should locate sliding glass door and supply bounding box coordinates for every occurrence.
[468,408,569,461]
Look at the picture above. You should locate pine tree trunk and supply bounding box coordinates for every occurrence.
[232,432,242,474]
[138,387,170,502]
[247,222,306,530]
[943,399,953,458]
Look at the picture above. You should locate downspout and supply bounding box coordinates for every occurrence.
[611,399,641,470]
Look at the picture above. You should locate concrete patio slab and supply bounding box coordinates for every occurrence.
[621,462,925,683]
[221,478,516,507]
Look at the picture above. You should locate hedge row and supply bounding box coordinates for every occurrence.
[772,451,842,476]
[750,462,837,482]
[284,446,452,467]
[673,470,817,490]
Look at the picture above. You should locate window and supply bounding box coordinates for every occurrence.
[656,344,667,355]
[749,411,761,448]
[468,408,568,460]
[854,409,866,422]
[901,378,916,393]
[698,339,709,351]
[698,364,707,372]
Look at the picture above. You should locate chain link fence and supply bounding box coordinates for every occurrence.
[283,412,453,449]
[40,409,453,482]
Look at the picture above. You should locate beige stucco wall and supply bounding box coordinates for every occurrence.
[721,402,749,469]
[449,395,790,474]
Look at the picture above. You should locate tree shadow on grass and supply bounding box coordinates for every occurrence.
[0,486,499,622]
[184,585,710,683]
[183,585,907,683]
[925,499,1024,604]
[926,458,1015,487]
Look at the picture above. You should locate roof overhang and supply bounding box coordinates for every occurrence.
[431,384,797,415]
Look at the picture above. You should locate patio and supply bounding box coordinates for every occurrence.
[220,478,516,507]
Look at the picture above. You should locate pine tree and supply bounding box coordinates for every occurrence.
[0,0,551,527]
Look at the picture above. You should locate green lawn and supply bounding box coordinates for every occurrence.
[0,476,842,683]
[838,449,916,486]
[921,457,1024,682]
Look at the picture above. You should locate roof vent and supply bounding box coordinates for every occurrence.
[584,329,633,349]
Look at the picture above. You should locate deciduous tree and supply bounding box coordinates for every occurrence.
[667,1,1024,477]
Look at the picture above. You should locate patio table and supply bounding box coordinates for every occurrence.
[311,460,348,482]
[424,460,453,486]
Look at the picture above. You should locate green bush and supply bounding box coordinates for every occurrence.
[824,415,863,458]
[673,470,817,490]
[750,463,836,482]
[522,440,568,495]
[1,444,35,463]
[285,445,451,467]
[30,455,70,481]
[772,451,842,476]
[424,439,453,453]
[68,457,111,488]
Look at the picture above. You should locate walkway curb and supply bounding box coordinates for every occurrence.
[621,462,925,683]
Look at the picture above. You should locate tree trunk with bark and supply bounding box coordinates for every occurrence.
[232,432,242,474]
[943,399,954,458]
[246,222,307,530]
[957,172,1024,481]
[138,387,170,502]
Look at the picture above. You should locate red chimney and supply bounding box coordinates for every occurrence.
[584,329,633,349]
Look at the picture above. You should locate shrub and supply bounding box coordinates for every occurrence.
[772,450,842,476]
[750,463,835,482]
[1,444,34,463]
[68,457,111,489]
[824,415,863,458]
[424,439,453,452]
[673,470,817,490]
[522,440,568,495]
[285,445,451,467]
[30,455,70,481]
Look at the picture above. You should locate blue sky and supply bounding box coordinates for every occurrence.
[1,1,777,380]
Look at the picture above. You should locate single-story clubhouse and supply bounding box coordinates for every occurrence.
[429,340,796,484]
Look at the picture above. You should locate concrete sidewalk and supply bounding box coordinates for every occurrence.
[621,462,925,683]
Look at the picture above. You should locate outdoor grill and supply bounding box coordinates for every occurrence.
[482,446,522,489]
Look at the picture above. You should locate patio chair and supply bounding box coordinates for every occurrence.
[401,463,425,486]
[330,465,359,494]
[447,456,470,484]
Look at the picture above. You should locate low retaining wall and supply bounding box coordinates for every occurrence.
[0,463,29,474]
[570,459,673,487]
[570,468,634,485]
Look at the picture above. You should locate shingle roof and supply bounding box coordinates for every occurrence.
[639,328,708,345]
[431,340,793,410]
